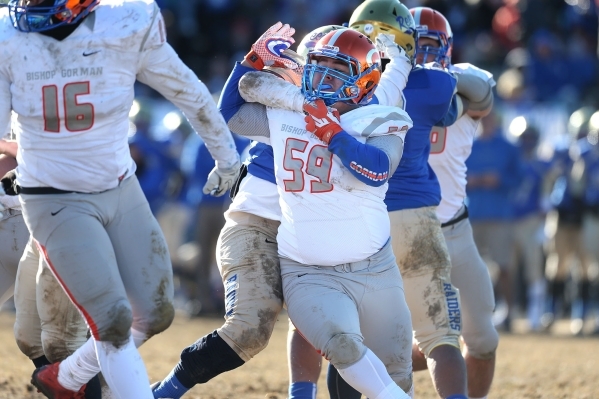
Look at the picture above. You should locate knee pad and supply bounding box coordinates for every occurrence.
[145,300,175,337]
[96,301,133,346]
[323,333,365,369]
[462,327,499,360]
[14,335,44,360]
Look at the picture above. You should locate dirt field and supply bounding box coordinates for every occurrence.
[0,311,598,399]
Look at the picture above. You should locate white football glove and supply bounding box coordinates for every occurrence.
[202,160,242,197]
[376,33,412,67]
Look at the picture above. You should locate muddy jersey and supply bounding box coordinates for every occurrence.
[428,63,495,223]
[0,0,238,193]
[262,105,412,266]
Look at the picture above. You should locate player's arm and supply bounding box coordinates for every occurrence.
[237,70,304,112]
[304,101,410,187]
[218,62,271,144]
[372,34,412,109]
[455,73,494,120]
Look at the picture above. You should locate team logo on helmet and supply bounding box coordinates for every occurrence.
[364,23,374,35]
[321,44,340,53]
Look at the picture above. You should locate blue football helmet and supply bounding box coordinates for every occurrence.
[8,0,99,33]
[301,28,381,106]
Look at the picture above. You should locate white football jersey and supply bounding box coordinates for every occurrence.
[428,63,495,223]
[263,105,412,266]
[0,0,238,193]
[227,173,281,222]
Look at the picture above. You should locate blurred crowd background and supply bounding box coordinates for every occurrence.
[11,0,597,335]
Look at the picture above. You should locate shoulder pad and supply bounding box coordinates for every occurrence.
[340,105,413,138]
[92,0,164,51]
[0,8,18,45]
[423,61,447,72]
[451,63,496,88]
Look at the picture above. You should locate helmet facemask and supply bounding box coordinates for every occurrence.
[8,0,99,33]
[415,30,452,67]
[302,51,379,106]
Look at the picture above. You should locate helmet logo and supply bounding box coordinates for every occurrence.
[310,31,328,41]
[321,44,339,53]
[364,23,374,35]
[266,38,294,56]
[396,15,414,31]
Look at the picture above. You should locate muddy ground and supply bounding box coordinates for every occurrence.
[0,311,597,398]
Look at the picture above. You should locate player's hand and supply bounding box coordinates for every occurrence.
[202,159,242,197]
[0,169,18,196]
[376,34,411,67]
[303,100,343,145]
[244,22,297,71]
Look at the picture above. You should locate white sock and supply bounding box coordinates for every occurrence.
[337,349,410,399]
[58,338,100,391]
[131,328,149,347]
[95,336,153,399]
[57,328,149,391]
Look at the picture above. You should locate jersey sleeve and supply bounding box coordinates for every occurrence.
[452,63,496,88]
[136,9,239,170]
[373,60,408,109]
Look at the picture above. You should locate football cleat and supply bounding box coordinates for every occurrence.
[31,363,86,399]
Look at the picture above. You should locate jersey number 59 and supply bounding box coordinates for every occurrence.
[283,138,334,193]
[42,82,94,133]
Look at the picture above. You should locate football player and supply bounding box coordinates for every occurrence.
[411,7,498,398]
[0,1,240,398]
[153,24,415,399]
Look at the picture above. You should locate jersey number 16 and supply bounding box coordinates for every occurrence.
[42,82,94,133]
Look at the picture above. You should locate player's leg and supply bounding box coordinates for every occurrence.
[390,207,467,399]
[581,213,599,333]
[287,320,321,399]
[359,254,414,395]
[516,215,546,331]
[33,248,104,399]
[21,191,154,399]
[0,210,29,305]
[445,218,498,399]
[545,221,577,330]
[14,237,46,366]
[486,221,515,330]
[152,211,283,399]
[282,251,411,399]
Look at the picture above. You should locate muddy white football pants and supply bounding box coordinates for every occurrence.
[281,240,413,392]
[20,176,174,346]
[0,209,29,305]
[389,206,462,357]
[443,216,498,359]
[216,211,283,362]
[14,237,88,362]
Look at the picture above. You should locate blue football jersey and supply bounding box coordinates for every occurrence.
[382,65,458,211]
